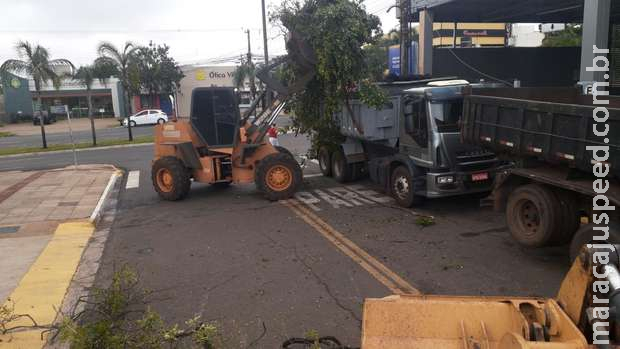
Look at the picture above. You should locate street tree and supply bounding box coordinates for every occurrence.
[135,42,184,109]
[233,58,258,101]
[542,24,582,47]
[97,41,140,141]
[272,0,384,153]
[0,41,74,148]
[74,60,116,146]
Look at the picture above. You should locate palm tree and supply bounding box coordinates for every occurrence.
[233,58,258,101]
[97,42,139,141]
[0,41,73,148]
[74,61,114,146]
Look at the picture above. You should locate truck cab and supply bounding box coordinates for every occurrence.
[400,80,499,199]
[319,79,501,207]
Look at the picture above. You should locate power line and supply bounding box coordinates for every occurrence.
[0,27,263,34]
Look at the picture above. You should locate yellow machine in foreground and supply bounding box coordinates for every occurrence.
[362,245,620,348]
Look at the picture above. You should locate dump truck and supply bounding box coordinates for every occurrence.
[460,87,620,258]
[317,78,503,207]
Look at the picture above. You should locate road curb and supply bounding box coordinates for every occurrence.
[0,142,153,159]
[89,169,124,226]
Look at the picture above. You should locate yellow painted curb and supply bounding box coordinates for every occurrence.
[0,220,95,348]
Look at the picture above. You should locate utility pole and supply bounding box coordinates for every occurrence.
[245,29,257,101]
[245,29,252,65]
[261,0,271,107]
[399,0,411,78]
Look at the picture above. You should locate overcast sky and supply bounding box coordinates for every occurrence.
[0,0,399,67]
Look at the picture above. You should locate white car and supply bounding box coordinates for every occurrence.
[123,109,168,127]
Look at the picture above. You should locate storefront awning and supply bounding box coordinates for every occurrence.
[411,0,619,23]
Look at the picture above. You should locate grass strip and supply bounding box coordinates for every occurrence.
[0,136,153,156]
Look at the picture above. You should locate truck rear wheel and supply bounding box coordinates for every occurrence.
[570,222,620,262]
[152,156,191,201]
[506,184,559,247]
[391,166,424,208]
[318,147,332,177]
[552,190,581,245]
[256,153,302,201]
[332,150,353,183]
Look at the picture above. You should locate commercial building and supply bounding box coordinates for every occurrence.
[433,22,507,47]
[175,65,251,118]
[0,64,249,123]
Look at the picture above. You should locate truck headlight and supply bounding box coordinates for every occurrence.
[437,176,455,184]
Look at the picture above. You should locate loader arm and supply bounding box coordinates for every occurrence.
[240,33,316,145]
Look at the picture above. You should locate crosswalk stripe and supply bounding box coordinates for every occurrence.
[125,170,140,189]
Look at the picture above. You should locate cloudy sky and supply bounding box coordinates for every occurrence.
[0,0,399,67]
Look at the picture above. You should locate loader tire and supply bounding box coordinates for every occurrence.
[506,184,559,248]
[318,147,332,177]
[256,153,302,201]
[331,150,353,183]
[276,146,295,159]
[152,156,191,201]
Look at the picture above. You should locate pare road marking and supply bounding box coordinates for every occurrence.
[125,170,140,189]
[294,184,392,211]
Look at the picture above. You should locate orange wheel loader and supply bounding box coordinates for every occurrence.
[151,35,316,202]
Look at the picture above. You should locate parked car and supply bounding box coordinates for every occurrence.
[122,109,168,127]
[33,111,56,125]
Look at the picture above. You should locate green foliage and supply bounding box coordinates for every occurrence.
[135,42,184,105]
[57,265,220,349]
[415,216,436,227]
[542,24,582,47]
[0,41,74,94]
[233,58,259,99]
[272,0,387,155]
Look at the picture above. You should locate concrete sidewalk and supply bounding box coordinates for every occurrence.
[0,165,118,348]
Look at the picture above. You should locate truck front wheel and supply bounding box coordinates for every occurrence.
[506,184,559,247]
[391,166,424,208]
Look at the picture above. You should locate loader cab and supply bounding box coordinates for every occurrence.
[190,87,240,148]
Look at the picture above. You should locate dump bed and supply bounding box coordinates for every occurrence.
[461,87,620,177]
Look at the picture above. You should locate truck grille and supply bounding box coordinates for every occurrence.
[455,150,497,172]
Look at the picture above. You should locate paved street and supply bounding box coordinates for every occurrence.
[0,134,570,347]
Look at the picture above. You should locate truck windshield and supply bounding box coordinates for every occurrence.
[429,100,463,133]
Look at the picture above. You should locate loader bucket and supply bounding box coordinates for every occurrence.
[361,295,588,349]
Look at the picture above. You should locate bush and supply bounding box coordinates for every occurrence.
[57,265,220,349]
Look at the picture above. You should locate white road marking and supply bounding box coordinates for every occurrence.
[303,173,323,178]
[125,170,140,189]
[310,159,319,165]
[294,185,394,211]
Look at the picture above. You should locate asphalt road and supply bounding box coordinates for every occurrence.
[0,135,571,347]
[0,125,154,148]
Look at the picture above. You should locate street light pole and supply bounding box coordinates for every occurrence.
[261,0,271,107]
[399,0,411,78]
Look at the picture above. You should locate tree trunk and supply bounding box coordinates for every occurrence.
[125,90,133,141]
[87,91,96,146]
[37,94,47,148]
